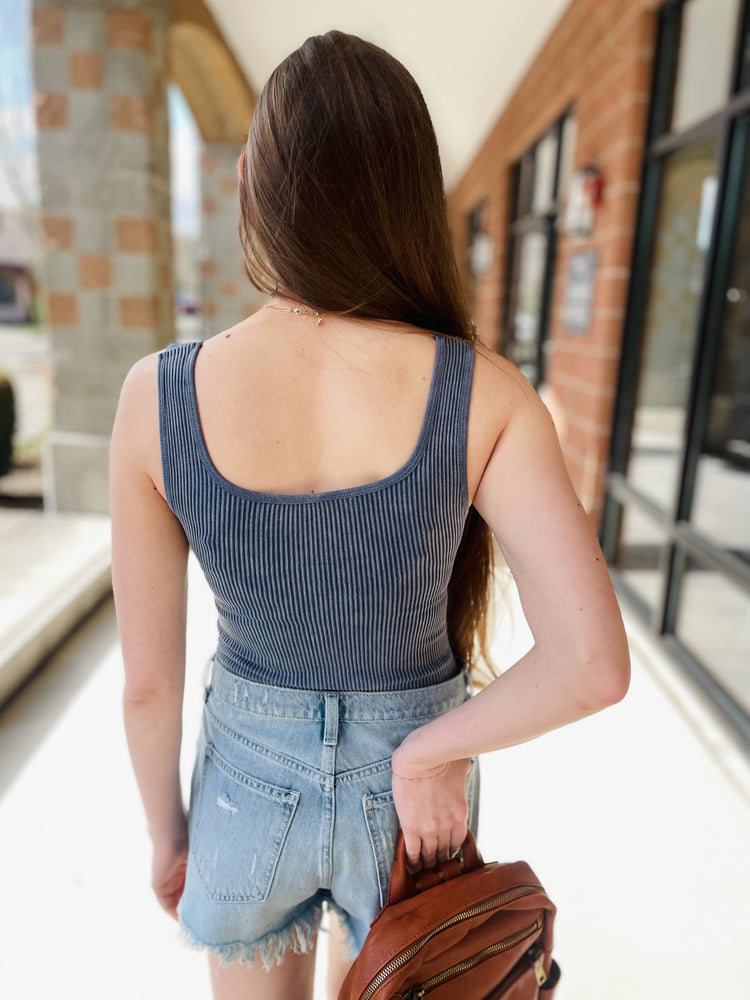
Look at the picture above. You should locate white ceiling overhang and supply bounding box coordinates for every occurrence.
[203,0,571,190]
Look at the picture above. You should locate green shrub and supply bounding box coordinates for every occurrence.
[0,372,15,477]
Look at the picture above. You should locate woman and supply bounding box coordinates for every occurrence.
[110,30,629,1000]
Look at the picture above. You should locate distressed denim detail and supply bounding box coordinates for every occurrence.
[179,894,324,971]
[191,744,299,902]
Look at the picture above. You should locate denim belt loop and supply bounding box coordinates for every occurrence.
[323,693,339,746]
[203,654,216,702]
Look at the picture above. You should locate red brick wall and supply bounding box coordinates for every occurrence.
[447,0,659,525]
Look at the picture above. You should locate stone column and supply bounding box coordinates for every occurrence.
[32,0,173,513]
[200,142,264,336]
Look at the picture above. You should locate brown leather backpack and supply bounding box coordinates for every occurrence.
[338,831,560,1000]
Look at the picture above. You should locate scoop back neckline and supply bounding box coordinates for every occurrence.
[183,333,446,504]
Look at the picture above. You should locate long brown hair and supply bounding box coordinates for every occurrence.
[238,30,496,678]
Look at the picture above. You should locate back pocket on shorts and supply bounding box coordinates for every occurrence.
[363,788,399,908]
[191,743,299,902]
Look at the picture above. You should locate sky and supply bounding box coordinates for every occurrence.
[0,0,38,210]
[0,0,202,238]
[168,85,202,239]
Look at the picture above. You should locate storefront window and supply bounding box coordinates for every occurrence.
[614,504,668,614]
[557,116,577,210]
[676,562,750,717]
[741,13,750,88]
[515,152,534,220]
[531,131,557,215]
[671,0,741,131]
[603,0,750,748]
[626,139,718,507]
[504,114,574,386]
[465,200,487,299]
[691,138,750,561]
[506,232,548,381]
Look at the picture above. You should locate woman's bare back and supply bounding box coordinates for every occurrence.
[186,305,508,505]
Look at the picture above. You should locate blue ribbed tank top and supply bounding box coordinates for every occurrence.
[157,333,476,691]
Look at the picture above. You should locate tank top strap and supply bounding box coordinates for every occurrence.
[157,340,204,512]
[423,334,476,503]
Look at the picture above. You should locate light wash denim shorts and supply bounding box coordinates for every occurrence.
[177,656,480,969]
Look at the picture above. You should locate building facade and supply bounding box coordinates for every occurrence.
[30,0,261,512]
[448,0,750,748]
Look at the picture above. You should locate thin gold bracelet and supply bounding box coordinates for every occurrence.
[390,760,449,782]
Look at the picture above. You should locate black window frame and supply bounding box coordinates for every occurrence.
[602,0,750,750]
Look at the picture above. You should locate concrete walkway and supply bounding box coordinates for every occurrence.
[0,508,111,706]
[0,520,749,999]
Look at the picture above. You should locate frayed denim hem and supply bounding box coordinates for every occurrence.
[178,902,324,971]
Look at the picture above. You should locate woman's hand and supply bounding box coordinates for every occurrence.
[391,753,472,871]
[151,833,189,920]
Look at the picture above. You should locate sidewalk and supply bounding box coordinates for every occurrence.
[0,507,111,707]
[0,519,749,999]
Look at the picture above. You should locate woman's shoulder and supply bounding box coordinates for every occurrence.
[118,340,199,400]
[113,347,175,453]
[470,341,542,425]
[112,342,202,492]
[465,342,556,502]
[117,350,160,407]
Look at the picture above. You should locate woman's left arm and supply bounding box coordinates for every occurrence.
[110,354,190,919]
[391,356,630,867]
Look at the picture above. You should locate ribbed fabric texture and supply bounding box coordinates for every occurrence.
[158,333,476,691]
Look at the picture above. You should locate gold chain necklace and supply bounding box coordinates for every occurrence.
[264,303,324,327]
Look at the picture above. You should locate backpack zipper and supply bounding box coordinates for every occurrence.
[526,944,550,987]
[359,884,542,1000]
[405,918,540,997]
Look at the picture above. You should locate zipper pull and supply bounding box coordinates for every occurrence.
[527,946,548,987]
[532,954,548,987]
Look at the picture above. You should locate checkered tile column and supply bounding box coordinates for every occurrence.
[200,142,265,336]
[31,0,172,513]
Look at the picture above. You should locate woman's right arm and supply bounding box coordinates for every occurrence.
[110,355,191,918]
[391,353,630,869]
